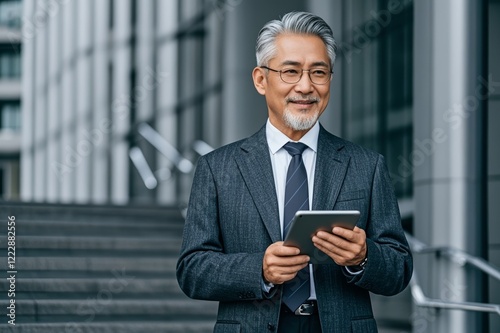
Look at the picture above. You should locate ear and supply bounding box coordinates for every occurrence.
[252,67,267,95]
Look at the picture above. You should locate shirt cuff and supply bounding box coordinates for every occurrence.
[261,277,275,293]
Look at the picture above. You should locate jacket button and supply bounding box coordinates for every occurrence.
[267,323,276,331]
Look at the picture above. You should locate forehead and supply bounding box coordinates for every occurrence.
[271,33,330,67]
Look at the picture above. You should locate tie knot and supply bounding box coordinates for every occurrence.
[283,142,308,156]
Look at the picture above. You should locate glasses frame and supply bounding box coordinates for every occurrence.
[260,66,333,85]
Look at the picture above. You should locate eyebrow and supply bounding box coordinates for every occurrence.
[280,60,330,68]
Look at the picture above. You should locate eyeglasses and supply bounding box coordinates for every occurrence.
[260,66,333,85]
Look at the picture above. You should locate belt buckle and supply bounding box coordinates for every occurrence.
[294,303,314,316]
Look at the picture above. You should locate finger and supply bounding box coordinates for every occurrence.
[314,231,351,251]
[331,226,357,241]
[265,254,310,268]
[313,240,359,265]
[312,234,362,260]
[273,261,310,274]
[312,235,345,256]
[264,262,309,284]
[268,242,303,256]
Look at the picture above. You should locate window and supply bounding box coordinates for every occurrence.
[340,0,413,199]
[0,0,21,29]
[0,101,20,131]
[0,44,21,78]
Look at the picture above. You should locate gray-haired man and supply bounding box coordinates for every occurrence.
[177,11,412,333]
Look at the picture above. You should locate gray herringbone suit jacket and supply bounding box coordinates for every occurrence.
[176,125,413,333]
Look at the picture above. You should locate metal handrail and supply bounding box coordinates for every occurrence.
[406,233,500,315]
[129,147,158,189]
[137,123,193,174]
[192,140,214,156]
[410,273,500,315]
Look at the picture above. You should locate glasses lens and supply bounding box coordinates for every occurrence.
[280,69,301,84]
[310,70,331,84]
[280,68,331,84]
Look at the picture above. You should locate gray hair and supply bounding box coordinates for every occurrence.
[255,11,337,67]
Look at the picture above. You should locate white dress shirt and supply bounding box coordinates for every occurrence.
[265,119,319,300]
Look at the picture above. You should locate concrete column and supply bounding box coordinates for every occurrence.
[110,0,132,204]
[202,10,224,148]
[155,0,178,205]
[20,0,35,201]
[73,0,93,203]
[130,0,156,203]
[91,0,111,204]
[45,1,60,202]
[413,1,487,332]
[32,0,48,202]
[136,0,155,123]
[59,0,77,202]
[487,2,500,332]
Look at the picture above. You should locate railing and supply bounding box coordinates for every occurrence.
[137,123,194,174]
[406,233,500,315]
[129,123,215,190]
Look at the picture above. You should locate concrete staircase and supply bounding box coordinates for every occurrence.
[0,202,217,333]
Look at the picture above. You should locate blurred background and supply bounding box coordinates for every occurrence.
[0,0,499,332]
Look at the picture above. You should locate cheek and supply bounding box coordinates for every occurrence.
[319,90,330,106]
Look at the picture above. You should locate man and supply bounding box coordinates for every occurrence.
[177,11,412,333]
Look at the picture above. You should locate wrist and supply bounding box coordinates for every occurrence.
[348,256,368,271]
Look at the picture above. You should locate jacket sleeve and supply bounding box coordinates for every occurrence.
[176,156,266,302]
[343,155,413,295]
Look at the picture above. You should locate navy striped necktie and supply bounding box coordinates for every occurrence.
[282,141,310,312]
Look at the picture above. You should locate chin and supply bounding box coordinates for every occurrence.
[283,108,320,131]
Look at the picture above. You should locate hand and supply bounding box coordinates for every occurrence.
[312,226,367,266]
[262,241,310,285]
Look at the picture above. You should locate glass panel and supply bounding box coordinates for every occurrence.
[0,0,22,29]
[341,0,414,199]
[0,51,21,78]
[1,102,20,131]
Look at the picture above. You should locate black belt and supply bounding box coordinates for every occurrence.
[282,300,317,316]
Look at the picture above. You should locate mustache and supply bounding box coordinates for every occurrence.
[285,96,320,103]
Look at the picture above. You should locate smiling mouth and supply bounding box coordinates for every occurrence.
[287,97,319,106]
[291,100,315,105]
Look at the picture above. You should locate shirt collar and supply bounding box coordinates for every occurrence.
[266,119,319,154]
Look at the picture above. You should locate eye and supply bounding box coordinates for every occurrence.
[282,68,300,75]
[311,69,328,76]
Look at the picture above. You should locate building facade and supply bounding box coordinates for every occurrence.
[0,0,21,200]
[19,0,500,332]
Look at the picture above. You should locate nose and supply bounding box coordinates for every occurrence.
[294,71,314,94]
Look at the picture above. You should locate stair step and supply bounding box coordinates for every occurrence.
[0,257,178,273]
[0,270,170,279]
[0,203,218,332]
[9,220,183,237]
[0,299,218,317]
[0,321,215,333]
[1,203,184,222]
[0,277,183,295]
[15,235,182,252]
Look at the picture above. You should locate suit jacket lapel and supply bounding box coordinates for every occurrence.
[312,126,350,210]
[234,126,282,243]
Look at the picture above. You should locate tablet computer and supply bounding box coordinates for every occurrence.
[283,210,360,264]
